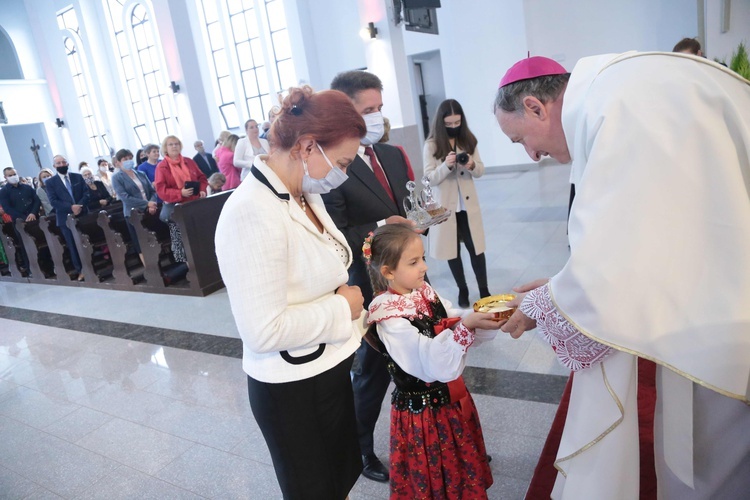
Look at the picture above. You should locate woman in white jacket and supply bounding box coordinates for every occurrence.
[215,86,367,500]
[423,99,489,308]
[234,118,271,181]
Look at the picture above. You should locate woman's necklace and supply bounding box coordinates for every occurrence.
[299,195,306,212]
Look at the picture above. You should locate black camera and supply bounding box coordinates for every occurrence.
[456,152,470,165]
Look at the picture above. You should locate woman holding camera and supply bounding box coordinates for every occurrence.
[423,98,489,308]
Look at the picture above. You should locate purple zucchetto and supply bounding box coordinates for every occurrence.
[499,56,568,88]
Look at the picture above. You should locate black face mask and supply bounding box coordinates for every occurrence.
[56,165,69,175]
[446,126,461,138]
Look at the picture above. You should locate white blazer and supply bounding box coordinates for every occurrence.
[234,137,270,181]
[215,156,363,383]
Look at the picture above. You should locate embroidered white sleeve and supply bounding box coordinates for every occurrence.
[378,317,469,383]
[520,285,613,371]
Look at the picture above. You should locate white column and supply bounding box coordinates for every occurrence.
[356,0,416,130]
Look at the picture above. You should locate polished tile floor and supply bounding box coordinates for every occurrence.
[0,162,573,499]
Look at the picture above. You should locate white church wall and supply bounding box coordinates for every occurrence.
[705,0,750,63]
[0,1,65,172]
[290,0,368,91]
[403,0,531,169]
[525,0,699,67]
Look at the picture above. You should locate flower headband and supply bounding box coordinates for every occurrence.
[362,231,374,265]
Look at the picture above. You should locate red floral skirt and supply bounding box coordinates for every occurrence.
[389,392,493,499]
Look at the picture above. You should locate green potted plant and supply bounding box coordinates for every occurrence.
[716,41,750,80]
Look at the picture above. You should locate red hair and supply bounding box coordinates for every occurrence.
[270,86,366,151]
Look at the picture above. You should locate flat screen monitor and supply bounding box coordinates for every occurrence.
[404,8,439,35]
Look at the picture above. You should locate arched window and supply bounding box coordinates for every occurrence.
[130,4,172,141]
[103,0,177,146]
[198,0,297,130]
[57,7,110,157]
[0,27,24,80]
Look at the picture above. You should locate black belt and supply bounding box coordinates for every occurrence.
[391,383,451,414]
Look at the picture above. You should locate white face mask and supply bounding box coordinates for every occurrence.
[360,111,384,146]
[301,143,348,195]
[6,175,20,185]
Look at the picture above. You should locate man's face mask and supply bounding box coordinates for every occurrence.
[360,112,384,146]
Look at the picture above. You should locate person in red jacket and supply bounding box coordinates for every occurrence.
[155,135,207,263]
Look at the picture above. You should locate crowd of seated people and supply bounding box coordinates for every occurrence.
[0,125,264,279]
[0,105,380,286]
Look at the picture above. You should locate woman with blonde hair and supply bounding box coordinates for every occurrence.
[214,130,231,153]
[155,135,207,263]
[36,168,55,216]
[215,133,242,190]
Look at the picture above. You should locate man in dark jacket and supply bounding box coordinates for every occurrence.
[192,140,219,179]
[45,154,89,279]
[0,167,41,274]
[323,70,416,483]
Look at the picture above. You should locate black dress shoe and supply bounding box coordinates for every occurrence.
[361,454,389,483]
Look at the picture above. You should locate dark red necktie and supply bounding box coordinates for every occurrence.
[364,146,396,204]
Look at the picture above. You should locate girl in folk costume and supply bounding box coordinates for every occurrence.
[364,224,501,499]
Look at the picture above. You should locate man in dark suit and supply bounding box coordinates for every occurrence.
[324,70,415,483]
[192,140,219,179]
[45,154,89,280]
[0,167,41,274]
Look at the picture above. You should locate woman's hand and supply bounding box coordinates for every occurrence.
[465,157,475,171]
[181,187,194,198]
[99,199,108,206]
[199,191,207,198]
[337,284,365,320]
[462,312,502,331]
[445,152,457,169]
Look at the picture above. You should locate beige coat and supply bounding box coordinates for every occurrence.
[422,139,486,260]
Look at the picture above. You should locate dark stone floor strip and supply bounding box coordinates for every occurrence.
[0,305,243,358]
[1,305,567,404]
